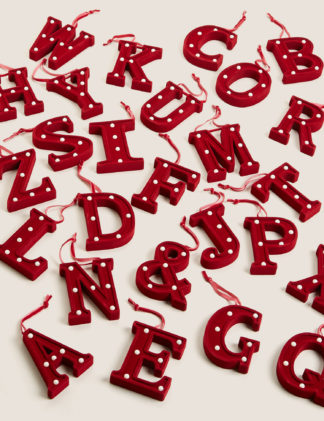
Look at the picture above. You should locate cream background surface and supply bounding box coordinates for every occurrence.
[1,0,324,419]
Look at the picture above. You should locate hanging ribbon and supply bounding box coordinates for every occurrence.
[180,216,200,251]
[59,232,100,266]
[194,105,223,132]
[218,173,268,192]
[44,194,79,224]
[120,101,135,120]
[20,295,52,333]
[0,144,14,157]
[202,271,241,305]
[77,162,102,193]
[0,63,13,77]
[32,58,72,82]
[227,198,268,217]
[178,73,208,103]
[255,45,270,72]
[226,10,247,33]
[267,13,291,38]
[158,133,181,164]
[2,127,34,142]
[200,188,225,211]
[71,9,100,28]
[102,33,143,48]
[128,298,165,329]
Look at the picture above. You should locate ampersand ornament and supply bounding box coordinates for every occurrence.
[59,233,120,325]
[136,217,199,310]
[110,299,186,401]
[183,11,246,71]
[219,165,321,222]
[189,190,239,269]
[202,272,262,374]
[21,295,93,399]
[0,145,56,212]
[0,64,44,122]
[269,96,324,156]
[286,245,324,314]
[277,323,324,406]
[132,133,200,214]
[32,60,103,119]
[189,105,259,182]
[216,45,271,107]
[89,101,144,173]
[140,74,206,132]
[29,10,100,70]
[104,34,162,92]
[266,13,323,84]
[0,208,57,280]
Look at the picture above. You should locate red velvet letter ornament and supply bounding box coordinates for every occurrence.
[183,26,237,71]
[267,37,323,84]
[0,209,56,280]
[244,216,297,275]
[0,149,56,212]
[189,124,259,182]
[269,96,324,156]
[106,40,162,92]
[189,203,239,269]
[23,328,93,398]
[60,259,119,325]
[0,67,44,122]
[29,16,95,70]
[141,82,203,132]
[132,158,200,214]
[89,118,143,173]
[33,116,93,171]
[110,321,186,400]
[78,192,135,251]
[277,332,324,406]
[46,68,103,119]
[136,241,191,311]
[204,305,262,373]
[286,245,324,314]
[251,163,321,222]
[216,62,271,107]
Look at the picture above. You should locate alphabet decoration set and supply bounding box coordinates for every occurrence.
[2,8,324,406]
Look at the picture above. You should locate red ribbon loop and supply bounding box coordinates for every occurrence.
[255,45,270,72]
[44,194,79,224]
[218,173,268,192]
[0,63,13,77]
[77,162,102,193]
[2,127,34,142]
[226,10,247,32]
[71,9,100,28]
[200,188,225,211]
[32,58,72,82]
[103,33,143,48]
[267,13,291,38]
[158,133,181,164]
[120,101,135,120]
[128,298,165,330]
[227,198,267,217]
[178,73,208,103]
[59,232,100,266]
[180,216,200,251]
[202,271,241,305]
[20,295,52,333]
[0,144,13,157]
[195,105,223,132]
